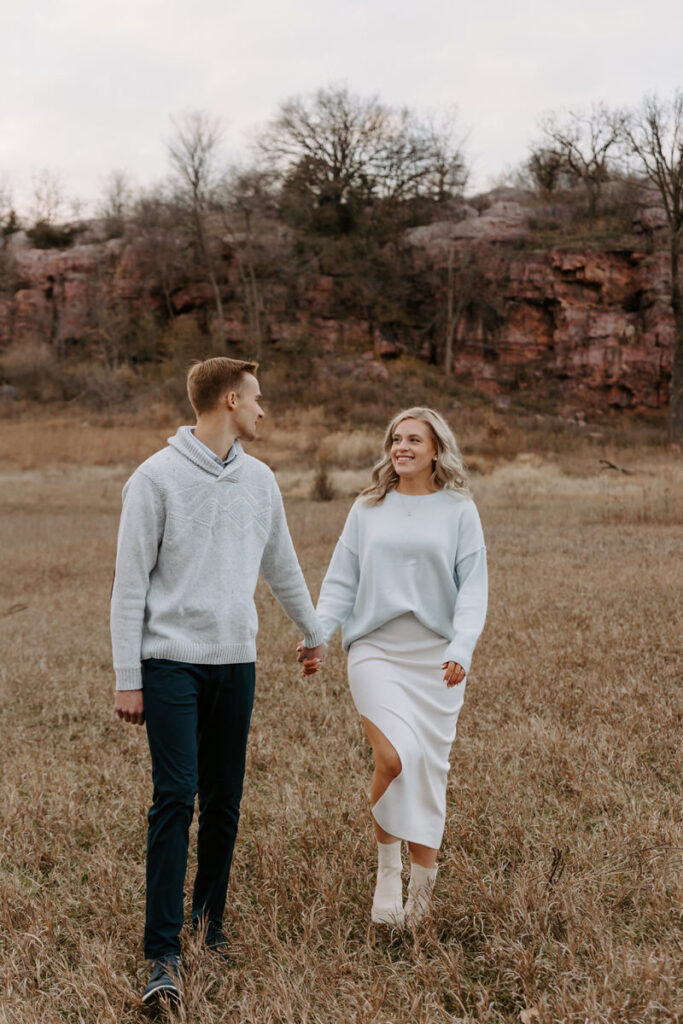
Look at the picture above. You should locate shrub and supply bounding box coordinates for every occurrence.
[0,341,62,399]
[59,362,137,407]
[310,460,335,501]
[26,221,77,249]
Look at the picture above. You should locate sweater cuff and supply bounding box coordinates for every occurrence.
[302,628,325,649]
[443,643,472,674]
[115,666,143,691]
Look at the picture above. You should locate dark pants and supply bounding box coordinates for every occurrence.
[141,658,255,959]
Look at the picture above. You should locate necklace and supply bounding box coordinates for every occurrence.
[394,491,428,517]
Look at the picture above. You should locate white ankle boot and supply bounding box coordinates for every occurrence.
[404,862,437,926]
[371,840,404,925]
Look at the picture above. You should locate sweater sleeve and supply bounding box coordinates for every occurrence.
[315,502,361,643]
[260,482,324,648]
[443,501,488,673]
[110,471,165,690]
[316,540,360,643]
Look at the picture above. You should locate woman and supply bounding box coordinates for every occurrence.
[307,408,487,927]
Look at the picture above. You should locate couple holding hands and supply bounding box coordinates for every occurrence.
[111,357,487,1006]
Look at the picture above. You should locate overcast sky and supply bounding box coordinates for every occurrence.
[2,0,682,217]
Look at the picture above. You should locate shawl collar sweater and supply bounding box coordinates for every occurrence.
[111,426,323,689]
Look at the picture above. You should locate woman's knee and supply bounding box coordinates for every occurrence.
[362,716,402,780]
[375,744,402,780]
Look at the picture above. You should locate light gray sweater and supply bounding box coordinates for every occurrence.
[111,427,324,690]
[316,489,488,672]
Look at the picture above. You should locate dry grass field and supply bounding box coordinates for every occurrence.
[0,412,681,1023]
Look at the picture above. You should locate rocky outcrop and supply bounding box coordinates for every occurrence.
[0,219,675,411]
[448,249,672,408]
[405,201,529,255]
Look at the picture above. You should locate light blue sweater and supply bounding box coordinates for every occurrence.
[316,489,488,672]
[110,426,323,690]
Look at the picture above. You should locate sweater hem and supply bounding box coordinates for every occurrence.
[141,640,257,665]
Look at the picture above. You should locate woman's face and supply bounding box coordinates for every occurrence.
[390,418,437,481]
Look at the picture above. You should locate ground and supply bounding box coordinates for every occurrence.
[0,415,681,1023]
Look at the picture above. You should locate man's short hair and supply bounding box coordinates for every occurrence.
[187,357,259,416]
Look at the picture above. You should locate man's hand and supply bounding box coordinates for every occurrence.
[442,661,466,688]
[296,641,326,677]
[115,689,145,725]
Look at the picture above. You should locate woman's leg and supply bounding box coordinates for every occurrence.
[406,840,439,925]
[361,716,402,843]
[361,716,405,923]
[407,842,438,869]
[362,719,439,923]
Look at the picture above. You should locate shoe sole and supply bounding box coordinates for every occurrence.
[371,908,405,926]
[142,981,182,1006]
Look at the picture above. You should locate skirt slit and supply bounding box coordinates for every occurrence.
[348,613,466,849]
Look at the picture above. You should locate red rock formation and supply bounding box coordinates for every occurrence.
[0,226,674,410]
[449,248,672,408]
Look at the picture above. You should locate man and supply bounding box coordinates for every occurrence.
[111,357,325,1006]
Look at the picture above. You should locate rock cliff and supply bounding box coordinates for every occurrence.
[451,247,672,409]
[0,217,674,410]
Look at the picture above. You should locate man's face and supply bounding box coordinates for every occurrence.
[233,373,264,441]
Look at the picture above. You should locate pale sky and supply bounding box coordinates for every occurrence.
[2,0,682,217]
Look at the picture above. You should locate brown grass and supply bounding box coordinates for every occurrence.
[0,421,681,1023]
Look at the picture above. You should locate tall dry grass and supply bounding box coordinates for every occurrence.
[0,423,681,1023]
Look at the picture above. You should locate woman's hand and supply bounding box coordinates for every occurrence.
[442,661,465,687]
[297,640,326,677]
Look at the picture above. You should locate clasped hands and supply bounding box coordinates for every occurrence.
[296,641,326,677]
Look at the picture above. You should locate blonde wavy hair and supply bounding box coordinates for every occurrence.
[360,407,471,505]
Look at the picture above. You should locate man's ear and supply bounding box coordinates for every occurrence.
[225,389,239,410]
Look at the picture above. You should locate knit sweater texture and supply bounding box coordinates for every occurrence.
[316,489,488,672]
[110,426,323,690]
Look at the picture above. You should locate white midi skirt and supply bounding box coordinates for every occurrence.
[347,612,466,849]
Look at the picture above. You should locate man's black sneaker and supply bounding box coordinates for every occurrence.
[141,954,182,1005]
[204,921,233,965]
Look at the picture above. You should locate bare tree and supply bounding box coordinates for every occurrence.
[441,244,506,374]
[221,166,279,360]
[31,169,69,225]
[0,176,13,228]
[132,187,186,320]
[168,112,226,343]
[527,146,567,196]
[422,108,469,203]
[261,84,467,234]
[98,170,134,235]
[262,85,386,212]
[87,249,132,369]
[623,92,683,441]
[538,104,622,216]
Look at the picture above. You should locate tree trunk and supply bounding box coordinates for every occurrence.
[193,207,225,345]
[444,247,455,375]
[668,235,683,441]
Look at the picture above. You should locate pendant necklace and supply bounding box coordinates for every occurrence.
[395,491,423,517]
